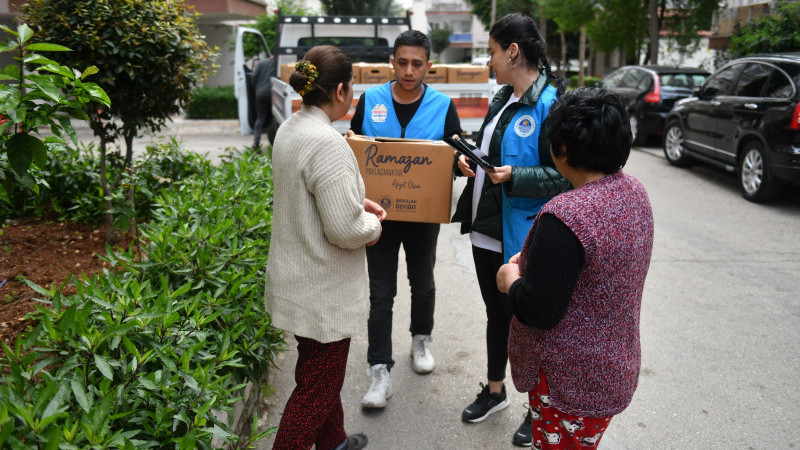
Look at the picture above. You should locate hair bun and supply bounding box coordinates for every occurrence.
[293,60,319,96]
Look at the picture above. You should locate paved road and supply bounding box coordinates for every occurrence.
[252,142,800,450]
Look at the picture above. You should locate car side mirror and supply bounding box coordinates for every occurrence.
[698,87,717,100]
[692,86,702,97]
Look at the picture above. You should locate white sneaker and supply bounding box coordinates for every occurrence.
[361,364,392,409]
[411,334,435,374]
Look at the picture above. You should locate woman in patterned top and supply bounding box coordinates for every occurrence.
[496,87,655,449]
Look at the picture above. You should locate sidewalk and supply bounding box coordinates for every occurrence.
[69,117,255,161]
[255,177,536,449]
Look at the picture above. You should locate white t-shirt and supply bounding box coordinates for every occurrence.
[470,94,519,253]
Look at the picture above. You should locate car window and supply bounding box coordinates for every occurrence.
[767,62,800,98]
[633,71,652,90]
[604,70,627,88]
[705,63,744,96]
[660,73,707,88]
[620,71,641,89]
[734,63,771,97]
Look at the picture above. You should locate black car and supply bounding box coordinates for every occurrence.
[601,65,710,144]
[663,53,800,202]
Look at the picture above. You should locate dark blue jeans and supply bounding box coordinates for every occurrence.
[366,220,439,370]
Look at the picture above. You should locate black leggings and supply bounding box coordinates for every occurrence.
[472,245,512,382]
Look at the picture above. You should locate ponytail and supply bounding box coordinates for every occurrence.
[540,56,567,97]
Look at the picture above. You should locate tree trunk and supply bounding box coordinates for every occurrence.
[124,130,137,239]
[99,135,114,243]
[648,0,659,65]
[560,32,567,78]
[539,4,547,41]
[578,26,586,87]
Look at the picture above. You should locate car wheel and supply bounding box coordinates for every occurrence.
[738,141,781,202]
[629,114,640,145]
[663,121,692,167]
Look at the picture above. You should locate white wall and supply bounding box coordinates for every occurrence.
[200,23,239,88]
[657,37,715,72]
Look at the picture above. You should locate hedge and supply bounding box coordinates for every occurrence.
[185,86,239,120]
[0,150,283,448]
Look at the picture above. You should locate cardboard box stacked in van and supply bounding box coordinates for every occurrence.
[357,63,393,84]
[444,64,490,83]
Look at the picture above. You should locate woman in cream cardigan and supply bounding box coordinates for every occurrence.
[265,46,384,450]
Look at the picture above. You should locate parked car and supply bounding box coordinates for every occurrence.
[601,65,709,144]
[663,53,800,202]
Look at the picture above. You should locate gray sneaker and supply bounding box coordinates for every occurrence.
[411,334,435,374]
[361,364,392,408]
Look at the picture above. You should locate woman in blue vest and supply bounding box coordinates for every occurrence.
[451,13,570,447]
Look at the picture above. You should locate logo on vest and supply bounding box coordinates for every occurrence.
[371,104,388,123]
[514,115,535,137]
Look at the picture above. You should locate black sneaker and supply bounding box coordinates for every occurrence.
[512,405,533,447]
[461,383,510,423]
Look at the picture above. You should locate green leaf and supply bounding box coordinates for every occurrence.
[70,380,91,413]
[32,142,47,169]
[6,133,43,176]
[17,24,33,44]
[56,115,78,146]
[4,64,21,79]
[23,54,58,66]
[0,85,20,110]
[26,43,72,52]
[39,64,76,80]
[179,428,196,449]
[94,354,114,381]
[42,384,69,421]
[171,282,192,299]
[139,377,157,390]
[81,66,99,80]
[0,24,17,37]
[83,84,111,107]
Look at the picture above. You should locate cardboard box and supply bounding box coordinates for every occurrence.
[347,135,453,224]
[425,65,448,84]
[351,64,362,84]
[446,64,490,83]
[358,63,393,84]
[279,63,295,83]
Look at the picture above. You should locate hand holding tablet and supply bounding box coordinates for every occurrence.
[444,136,495,172]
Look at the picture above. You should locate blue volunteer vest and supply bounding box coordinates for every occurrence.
[500,84,558,262]
[362,82,449,139]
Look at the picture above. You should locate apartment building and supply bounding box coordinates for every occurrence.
[708,0,775,49]
[0,0,268,87]
[412,0,488,64]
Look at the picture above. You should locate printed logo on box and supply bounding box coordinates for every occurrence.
[394,198,417,212]
[379,196,392,211]
[514,115,535,137]
[371,104,388,123]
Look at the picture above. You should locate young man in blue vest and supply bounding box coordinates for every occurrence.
[347,30,462,409]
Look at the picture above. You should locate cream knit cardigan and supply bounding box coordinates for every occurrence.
[265,105,381,343]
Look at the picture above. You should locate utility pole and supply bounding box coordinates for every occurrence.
[491,0,496,26]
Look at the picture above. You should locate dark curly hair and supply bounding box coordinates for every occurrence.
[547,87,632,174]
[289,45,353,107]
[490,13,566,96]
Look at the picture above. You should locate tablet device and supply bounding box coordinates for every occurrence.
[444,136,495,172]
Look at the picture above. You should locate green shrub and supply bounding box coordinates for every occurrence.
[568,75,603,88]
[0,151,283,448]
[185,86,238,120]
[0,139,211,226]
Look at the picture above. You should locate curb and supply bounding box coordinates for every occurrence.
[69,117,243,136]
